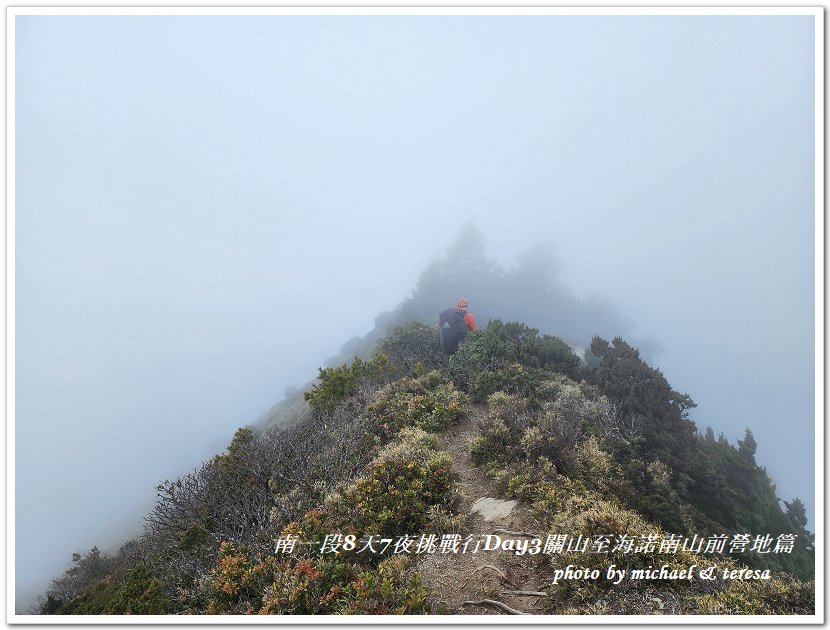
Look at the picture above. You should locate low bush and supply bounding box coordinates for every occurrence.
[470,392,533,465]
[305,354,394,414]
[340,427,458,535]
[367,374,467,434]
[207,542,276,614]
[696,578,814,615]
[381,323,447,375]
[448,321,580,402]
[51,565,172,615]
[335,555,431,614]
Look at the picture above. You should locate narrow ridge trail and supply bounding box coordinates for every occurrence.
[416,404,551,615]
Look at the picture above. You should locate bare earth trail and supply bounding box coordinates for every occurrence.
[417,404,552,615]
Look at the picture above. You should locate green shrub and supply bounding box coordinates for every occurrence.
[207,542,275,614]
[473,364,551,403]
[337,555,431,614]
[43,546,115,610]
[448,321,580,402]
[257,552,430,615]
[696,577,815,615]
[520,384,607,474]
[53,565,172,615]
[257,557,336,615]
[305,354,393,414]
[468,435,491,467]
[341,427,457,535]
[206,512,433,615]
[366,374,467,434]
[381,323,447,375]
[536,374,573,401]
[469,392,533,464]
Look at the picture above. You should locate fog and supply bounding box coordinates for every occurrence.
[13,14,816,610]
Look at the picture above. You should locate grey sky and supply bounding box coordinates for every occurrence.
[14,13,816,609]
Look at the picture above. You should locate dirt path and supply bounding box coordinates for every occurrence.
[416,404,551,615]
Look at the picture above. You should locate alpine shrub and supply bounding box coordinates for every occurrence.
[50,565,172,615]
[367,375,467,434]
[340,427,457,535]
[305,354,393,414]
[448,320,580,402]
[381,322,447,374]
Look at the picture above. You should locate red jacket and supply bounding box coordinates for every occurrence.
[463,311,476,331]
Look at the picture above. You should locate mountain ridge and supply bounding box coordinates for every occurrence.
[34,225,814,616]
[36,318,814,616]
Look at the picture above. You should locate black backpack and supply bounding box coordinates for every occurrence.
[438,307,468,353]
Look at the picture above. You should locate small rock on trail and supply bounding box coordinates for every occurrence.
[471,497,518,522]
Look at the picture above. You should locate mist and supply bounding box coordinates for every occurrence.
[13,14,816,611]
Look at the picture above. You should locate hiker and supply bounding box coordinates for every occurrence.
[439,298,477,354]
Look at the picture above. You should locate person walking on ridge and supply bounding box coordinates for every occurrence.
[439,297,477,355]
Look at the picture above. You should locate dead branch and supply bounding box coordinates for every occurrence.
[462,599,527,615]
